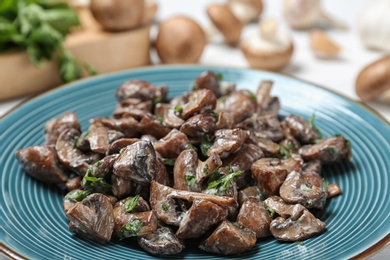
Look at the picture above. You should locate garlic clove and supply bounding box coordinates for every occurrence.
[358,0,390,52]
[283,0,347,30]
[309,29,341,59]
[240,18,294,71]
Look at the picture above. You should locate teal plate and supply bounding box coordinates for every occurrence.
[1,66,389,260]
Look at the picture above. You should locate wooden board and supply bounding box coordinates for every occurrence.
[0,8,151,101]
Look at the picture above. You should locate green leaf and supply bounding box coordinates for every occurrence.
[206,167,241,196]
[217,72,223,81]
[279,145,291,158]
[58,50,82,83]
[174,105,183,114]
[67,189,93,202]
[309,113,321,137]
[162,203,169,213]
[120,219,144,237]
[82,170,111,190]
[185,175,196,189]
[124,195,140,213]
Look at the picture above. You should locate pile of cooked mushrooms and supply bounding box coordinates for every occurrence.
[16,71,352,256]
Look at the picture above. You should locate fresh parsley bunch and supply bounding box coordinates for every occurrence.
[0,0,96,83]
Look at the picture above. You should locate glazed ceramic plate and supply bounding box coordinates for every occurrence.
[1,66,389,260]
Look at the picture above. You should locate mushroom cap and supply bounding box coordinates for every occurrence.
[207,3,244,46]
[155,16,207,64]
[90,0,144,31]
[355,56,390,101]
[240,37,294,71]
[228,0,263,24]
[141,0,158,25]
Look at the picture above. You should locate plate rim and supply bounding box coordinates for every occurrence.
[1,64,389,260]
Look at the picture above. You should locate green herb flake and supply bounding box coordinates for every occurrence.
[247,91,257,102]
[203,163,210,174]
[119,219,144,237]
[206,167,241,196]
[191,83,199,91]
[162,157,176,166]
[309,113,321,137]
[263,202,275,218]
[185,175,196,188]
[327,146,339,157]
[162,203,169,213]
[279,145,292,158]
[124,194,140,213]
[174,105,183,114]
[153,96,162,105]
[184,143,197,151]
[295,241,305,246]
[82,170,111,190]
[67,189,92,202]
[217,73,223,81]
[210,111,219,121]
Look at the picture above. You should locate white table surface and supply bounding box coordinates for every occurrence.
[0,0,389,259]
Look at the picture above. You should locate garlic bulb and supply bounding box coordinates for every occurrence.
[358,0,390,52]
[283,0,347,30]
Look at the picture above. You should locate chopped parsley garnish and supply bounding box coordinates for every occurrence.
[309,113,321,137]
[191,83,199,91]
[162,157,176,166]
[206,167,241,196]
[174,105,183,114]
[210,111,219,121]
[67,189,93,202]
[203,163,210,174]
[184,143,197,151]
[327,146,339,157]
[185,175,196,189]
[153,96,162,105]
[162,203,169,213]
[246,91,257,102]
[120,219,144,237]
[124,195,140,213]
[217,73,223,81]
[263,202,275,218]
[200,135,213,157]
[82,170,111,190]
[279,145,292,158]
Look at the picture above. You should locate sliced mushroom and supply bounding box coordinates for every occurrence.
[137,226,185,256]
[115,80,167,102]
[173,149,200,191]
[66,193,115,242]
[208,128,247,158]
[180,113,216,137]
[327,183,342,198]
[238,185,265,205]
[114,210,157,239]
[264,195,305,219]
[65,176,82,191]
[181,89,217,119]
[139,114,171,139]
[217,90,257,124]
[299,136,351,163]
[206,3,244,46]
[85,122,110,154]
[16,145,69,184]
[111,174,134,198]
[91,117,139,138]
[283,115,321,144]
[270,208,326,242]
[251,157,302,196]
[113,141,156,184]
[279,170,328,209]
[247,133,281,157]
[153,129,190,158]
[56,128,101,176]
[150,181,238,225]
[255,80,281,116]
[222,143,264,189]
[176,199,228,239]
[45,112,81,145]
[106,138,140,155]
[237,198,272,238]
[87,154,118,179]
[154,103,185,129]
[199,220,256,255]
[192,71,222,97]
[113,98,153,119]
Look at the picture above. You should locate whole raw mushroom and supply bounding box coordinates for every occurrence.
[355,56,390,103]
[206,3,244,46]
[240,18,294,71]
[90,0,144,31]
[155,16,207,64]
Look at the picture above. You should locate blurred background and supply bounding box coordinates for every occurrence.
[1,0,390,122]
